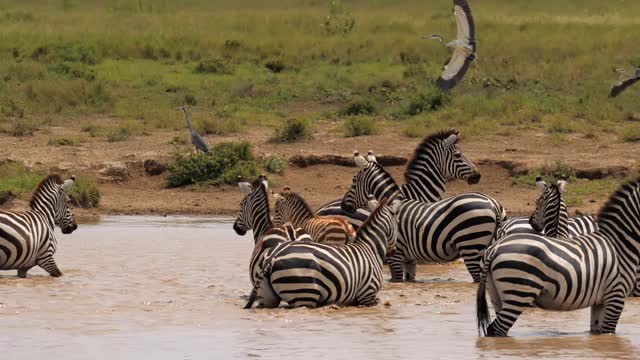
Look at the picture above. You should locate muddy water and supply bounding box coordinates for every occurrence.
[1,216,640,359]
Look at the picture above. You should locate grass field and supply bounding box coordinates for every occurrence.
[0,0,639,140]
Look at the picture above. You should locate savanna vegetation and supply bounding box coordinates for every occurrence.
[0,0,638,142]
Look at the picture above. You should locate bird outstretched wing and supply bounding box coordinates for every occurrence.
[454,0,475,47]
[610,75,640,98]
[436,47,474,91]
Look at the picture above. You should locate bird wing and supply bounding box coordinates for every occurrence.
[453,0,475,48]
[610,75,640,98]
[192,132,210,152]
[436,47,474,91]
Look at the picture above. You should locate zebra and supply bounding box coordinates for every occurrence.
[496,177,598,239]
[272,190,356,244]
[233,178,312,307]
[341,162,506,282]
[315,128,481,228]
[0,174,78,278]
[477,177,640,336]
[245,198,399,309]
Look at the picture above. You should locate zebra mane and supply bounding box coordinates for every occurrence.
[29,174,63,209]
[404,128,458,183]
[597,177,640,228]
[251,178,270,209]
[356,197,389,236]
[282,192,314,217]
[369,162,401,188]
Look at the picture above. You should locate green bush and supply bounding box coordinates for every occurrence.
[82,124,100,137]
[194,58,234,74]
[265,60,286,73]
[48,137,80,146]
[270,118,313,143]
[105,127,130,142]
[405,87,450,116]
[344,116,379,137]
[0,162,41,199]
[339,99,377,116]
[264,156,288,175]
[165,141,259,188]
[67,175,101,208]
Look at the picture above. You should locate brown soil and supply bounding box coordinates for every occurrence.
[2,120,638,218]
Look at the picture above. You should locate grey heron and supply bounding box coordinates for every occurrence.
[609,68,640,98]
[354,151,368,167]
[366,150,377,164]
[179,106,209,154]
[238,176,252,195]
[426,0,476,91]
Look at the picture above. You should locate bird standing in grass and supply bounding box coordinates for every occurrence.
[179,106,209,155]
[354,151,368,167]
[426,0,476,91]
[366,150,377,164]
[610,68,640,98]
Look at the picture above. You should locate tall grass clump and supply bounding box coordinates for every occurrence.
[264,156,287,175]
[0,162,41,202]
[339,99,377,116]
[270,118,313,143]
[343,116,379,137]
[67,174,101,208]
[165,142,259,188]
[48,136,80,146]
[105,126,130,142]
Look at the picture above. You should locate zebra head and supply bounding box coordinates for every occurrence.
[405,129,480,190]
[529,177,567,235]
[30,175,78,234]
[233,179,270,238]
[341,162,401,214]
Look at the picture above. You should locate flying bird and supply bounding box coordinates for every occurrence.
[426,0,476,91]
[354,151,368,167]
[62,175,76,190]
[367,194,379,212]
[238,176,252,195]
[609,68,640,98]
[179,106,209,154]
[366,150,377,164]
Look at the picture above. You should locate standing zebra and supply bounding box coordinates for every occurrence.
[272,191,356,244]
[341,162,506,282]
[233,178,312,307]
[477,177,640,336]
[315,129,481,228]
[0,174,78,278]
[496,176,598,240]
[245,199,398,309]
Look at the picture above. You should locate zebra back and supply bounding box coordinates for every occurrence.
[530,179,569,238]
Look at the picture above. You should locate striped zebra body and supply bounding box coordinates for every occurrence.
[246,199,398,309]
[273,191,355,244]
[477,178,640,336]
[342,162,506,282]
[497,216,598,239]
[0,175,77,277]
[314,128,481,229]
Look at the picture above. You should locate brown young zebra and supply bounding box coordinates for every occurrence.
[272,190,356,245]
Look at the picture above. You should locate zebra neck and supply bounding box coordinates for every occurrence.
[355,224,386,261]
[30,202,56,228]
[252,208,272,242]
[545,203,569,237]
[400,181,444,202]
[403,158,446,202]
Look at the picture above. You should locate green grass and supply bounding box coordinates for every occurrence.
[0,162,41,200]
[0,0,638,138]
[67,174,101,208]
[343,116,379,137]
[48,136,81,146]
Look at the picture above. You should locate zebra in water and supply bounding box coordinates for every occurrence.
[272,190,356,244]
[496,177,598,240]
[341,162,506,282]
[233,178,312,307]
[245,198,399,309]
[315,129,481,228]
[477,177,640,336]
[0,174,78,278]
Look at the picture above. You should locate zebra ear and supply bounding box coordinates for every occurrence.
[390,199,402,214]
[535,176,546,191]
[557,180,568,193]
[272,192,283,201]
[444,133,458,147]
[61,176,75,190]
[239,183,253,195]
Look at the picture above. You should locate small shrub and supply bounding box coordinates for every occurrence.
[196,118,242,135]
[270,119,313,143]
[546,118,575,134]
[224,39,242,49]
[8,121,36,137]
[339,98,377,116]
[399,50,422,65]
[403,64,428,80]
[183,94,197,106]
[48,137,80,146]
[264,156,287,175]
[0,162,41,199]
[1,99,25,118]
[194,58,233,75]
[165,141,258,188]
[344,116,379,137]
[67,175,100,208]
[82,124,100,137]
[405,87,450,116]
[265,60,285,73]
[621,126,640,142]
[105,127,130,142]
[323,0,355,35]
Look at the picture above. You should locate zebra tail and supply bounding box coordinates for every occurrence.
[476,274,490,336]
[244,254,276,309]
[244,288,258,309]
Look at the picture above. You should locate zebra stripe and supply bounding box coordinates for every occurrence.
[477,177,640,336]
[0,175,77,278]
[314,128,481,227]
[272,191,355,244]
[246,199,398,309]
[342,162,506,282]
[497,216,598,239]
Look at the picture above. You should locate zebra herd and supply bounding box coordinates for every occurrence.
[233,128,640,337]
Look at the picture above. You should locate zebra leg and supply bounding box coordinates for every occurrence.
[460,253,483,283]
[17,268,32,278]
[633,267,640,297]
[257,279,280,309]
[37,256,62,277]
[404,261,417,282]
[388,251,405,282]
[485,273,536,337]
[590,291,625,334]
